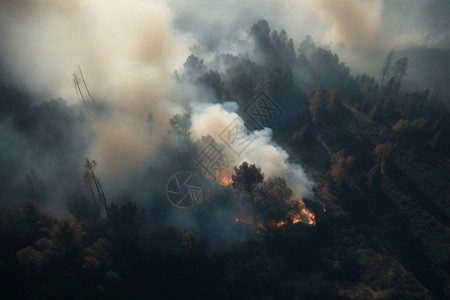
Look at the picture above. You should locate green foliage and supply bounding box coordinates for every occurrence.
[183,55,207,79]
[198,69,223,98]
[232,162,264,224]
[2,199,147,298]
[15,215,87,277]
[258,65,293,97]
[2,199,55,246]
[50,217,85,257]
[224,61,256,101]
[232,162,264,194]
[298,35,316,59]
[310,47,350,88]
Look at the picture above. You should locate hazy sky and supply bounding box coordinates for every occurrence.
[1,0,448,101]
[169,0,450,51]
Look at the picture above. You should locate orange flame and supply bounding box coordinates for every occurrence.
[299,207,316,225]
[233,197,317,232]
[219,175,233,186]
[216,170,233,186]
[201,169,234,186]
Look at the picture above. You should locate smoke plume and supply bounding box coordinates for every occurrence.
[305,0,383,50]
[0,0,187,187]
[190,103,315,200]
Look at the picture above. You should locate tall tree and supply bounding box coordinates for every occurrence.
[298,35,316,59]
[330,150,355,187]
[309,85,325,123]
[84,159,108,218]
[232,162,264,224]
[183,55,207,79]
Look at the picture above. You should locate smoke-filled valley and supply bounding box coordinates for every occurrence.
[1,1,450,299]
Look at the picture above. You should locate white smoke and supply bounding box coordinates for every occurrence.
[190,103,316,200]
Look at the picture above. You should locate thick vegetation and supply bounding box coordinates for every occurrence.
[1,20,450,299]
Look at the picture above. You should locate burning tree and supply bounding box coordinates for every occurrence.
[232,162,264,225]
[255,177,301,234]
[232,163,316,233]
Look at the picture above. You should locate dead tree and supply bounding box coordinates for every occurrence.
[73,65,96,115]
[83,159,109,218]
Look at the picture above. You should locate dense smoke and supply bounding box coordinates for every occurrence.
[0,0,448,247]
[0,0,320,203]
[190,103,314,199]
[0,0,187,188]
[305,0,383,50]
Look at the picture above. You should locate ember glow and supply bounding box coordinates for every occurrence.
[217,171,233,186]
[233,197,317,233]
[219,177,233,186]
[293,198,317,226]
[298,207,316,226]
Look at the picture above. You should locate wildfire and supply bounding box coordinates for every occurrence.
[299,207,316,225]
[289,198,316,226]
[216,170,233,186]
[201,169,233,186]
[274,206,316,228]
[220,176,318,232]
[219,175,233,186]
[233,205,316,231]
